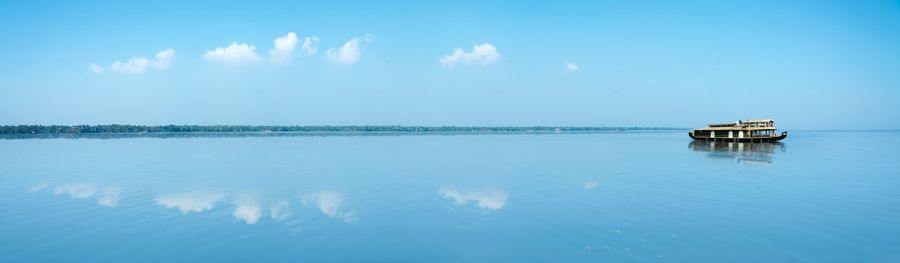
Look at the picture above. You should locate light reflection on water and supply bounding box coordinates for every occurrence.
[2,132,899,262]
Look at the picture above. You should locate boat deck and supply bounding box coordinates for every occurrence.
[689,131,787,142]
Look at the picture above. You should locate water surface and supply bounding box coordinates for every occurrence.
[1,131,898,262]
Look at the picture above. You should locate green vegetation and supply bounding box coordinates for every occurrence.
[0,125,682,134]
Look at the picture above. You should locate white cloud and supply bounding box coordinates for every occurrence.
[97,187,123,207]
[270,32,299,63]
[88,64,104,74]
[301,36,320,55]
[439,43,500,67]
[269,200,291,221]
[325,34,374,64]
[303,191,356,222]
[203,42,261,65]
[54,183,97,199]
[156,192,225,214]
[233,197,262,224]
[110,57,150,74]
[106,48,175,74]
[152,49,176,70]
[439,186,508,210]
[565,62,579,71]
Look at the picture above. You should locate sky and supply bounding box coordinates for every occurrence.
[0,0,898,129]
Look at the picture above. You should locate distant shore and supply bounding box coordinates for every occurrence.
[0,125,685,136]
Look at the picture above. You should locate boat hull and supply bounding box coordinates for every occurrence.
[689,131,787,142]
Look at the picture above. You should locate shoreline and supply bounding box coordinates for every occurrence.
[0,125,684,135]
[0,129,688,140]
[0,129,686,140]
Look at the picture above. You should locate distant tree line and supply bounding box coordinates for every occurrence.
[0,125,683,134]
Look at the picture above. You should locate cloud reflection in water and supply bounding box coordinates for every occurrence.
[28,183,48,192]
[97,187,123,207]
[269,200,291,221]
[40,183,122,207]
[303,191,356,222]
[156,192,225,214]
[232,197,263,224]
[439,186,508,210]
[53,183,97,199]
[583,181,598,190]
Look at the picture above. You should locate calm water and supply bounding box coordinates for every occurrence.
[1,131,898,262]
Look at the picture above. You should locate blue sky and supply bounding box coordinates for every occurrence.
[1,0,898,129]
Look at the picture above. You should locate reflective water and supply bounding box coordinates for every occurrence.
[1,131,898,262]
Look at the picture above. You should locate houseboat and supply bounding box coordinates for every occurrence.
[689,119,787,142]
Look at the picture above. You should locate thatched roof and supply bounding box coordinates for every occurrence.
[695,126,776,131]
[743,119,774,123]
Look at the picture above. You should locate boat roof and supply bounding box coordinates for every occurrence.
[695,126,776,131]
[706,119,775,126]
[743,119,774,123]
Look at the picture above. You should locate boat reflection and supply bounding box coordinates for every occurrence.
[688,141,785,165]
